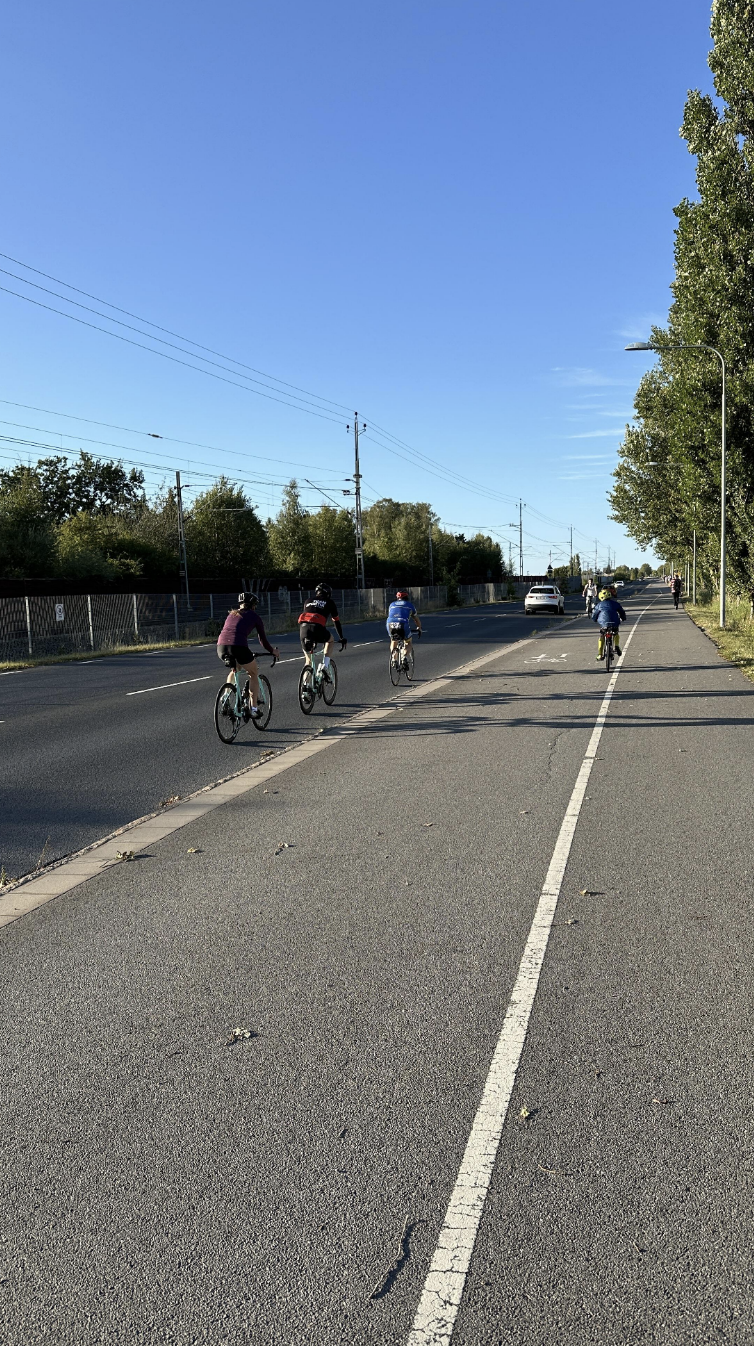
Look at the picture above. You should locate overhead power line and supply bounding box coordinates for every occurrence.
[0,251,353,415]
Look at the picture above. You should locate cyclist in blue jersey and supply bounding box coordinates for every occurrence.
[217,592,279,719]
[386,590,422,667]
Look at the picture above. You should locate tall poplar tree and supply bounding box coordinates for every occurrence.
[610,0,754,592]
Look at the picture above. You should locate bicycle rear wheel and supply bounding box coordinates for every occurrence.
[252,674,273,730]
[605,640,613,674]
[215,682,241,743]
[403,646,415,681]
[389,649,401,686]
[298,665,315,715]
[322,658,337,705]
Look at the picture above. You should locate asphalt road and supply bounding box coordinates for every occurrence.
[8,580,744,1346]
[0,594,588,880]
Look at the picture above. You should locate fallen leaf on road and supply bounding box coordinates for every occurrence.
[260,749,276,757]
[422,822,435,828]
[226,1027,256,1046]
[651,1097,672,1106]
[115,850,136,862]
[187,848,202,854]
[273,842,294,856]
[519,1105,531,1119]
[159,795,181,808]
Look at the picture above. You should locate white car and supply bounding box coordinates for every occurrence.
[525,584,565,615]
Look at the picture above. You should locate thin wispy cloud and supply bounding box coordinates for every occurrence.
[567,429,624,439]
[617,313,666,341]
[562,452,616,461]
[552,367,628,388]
[557,469,613,481]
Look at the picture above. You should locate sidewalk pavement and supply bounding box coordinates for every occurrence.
[2,592,754,1345]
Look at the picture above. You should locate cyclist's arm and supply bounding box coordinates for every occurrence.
[411,610,422,631]
[252,613,276,656]
[329,605,345,642]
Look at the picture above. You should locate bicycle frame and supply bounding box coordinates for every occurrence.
[229,653,277,710]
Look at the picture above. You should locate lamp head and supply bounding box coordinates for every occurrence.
[625,342,654,351]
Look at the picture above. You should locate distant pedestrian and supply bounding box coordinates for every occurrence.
[671,573,682,609]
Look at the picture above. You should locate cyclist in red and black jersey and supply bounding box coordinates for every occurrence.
[298,583,347,675]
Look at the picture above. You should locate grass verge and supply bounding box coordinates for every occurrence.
[686,594,754,681]
[0,636,218,673]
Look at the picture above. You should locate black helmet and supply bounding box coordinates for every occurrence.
[238,591,258,606]
[315,582,332,598]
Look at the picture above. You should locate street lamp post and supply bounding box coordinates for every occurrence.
[626,340,727,628]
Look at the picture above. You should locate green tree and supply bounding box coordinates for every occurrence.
[0,451,145,522]
[56,513,172,579]
[306,506,356,576]
[640,562,653,577]
[267,480,313,575]
[363,499,437,576]
[187,478,269,577]
[0,481,57,577]
[610,0,754,595]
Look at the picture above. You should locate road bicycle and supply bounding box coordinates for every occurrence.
[214,654,276,743]
[389,632,416,685]
[298,649,338,715]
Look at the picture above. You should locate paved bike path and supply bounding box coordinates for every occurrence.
[3,588,751,1343]
[0,598,584,881]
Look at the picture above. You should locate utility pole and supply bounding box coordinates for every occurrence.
[569,526,573,577]
[347,414,366,589]
[175,471,190,607]
[692,529,697,604]
[508,500,524,578]
[594,539,598,581]
[428,520,434,586]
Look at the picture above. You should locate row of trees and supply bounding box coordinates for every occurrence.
[610,0,754,597]
[0,454,505,585]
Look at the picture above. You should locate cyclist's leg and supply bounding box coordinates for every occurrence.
[237,656,259,706]
[299,625,316,667]
[597,631,605,660]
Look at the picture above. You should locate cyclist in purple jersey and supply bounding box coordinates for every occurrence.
[217,592,279,719]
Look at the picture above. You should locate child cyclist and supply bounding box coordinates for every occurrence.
[591,586,626,660]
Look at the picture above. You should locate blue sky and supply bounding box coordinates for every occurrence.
[0,0,714,572]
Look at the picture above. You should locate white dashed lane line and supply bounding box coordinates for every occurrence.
[126,676,213,696]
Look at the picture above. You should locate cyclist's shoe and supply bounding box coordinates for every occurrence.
[401,659,409,671]
[596,654,605,661]
[614,648,622,658]
[322,666,331,682]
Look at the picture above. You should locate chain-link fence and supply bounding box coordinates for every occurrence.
[0,585,451,662]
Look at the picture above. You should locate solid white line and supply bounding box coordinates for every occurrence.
[406,605,651,1346]
[126,676,213,696]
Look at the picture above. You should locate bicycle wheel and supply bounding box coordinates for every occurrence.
[403,646,415,681]
[322,658,337,705]
[298,665,315,715]
[252,674,273,730]
[605,640,613,674]
[389,649,401,686]
[214,682,241,743]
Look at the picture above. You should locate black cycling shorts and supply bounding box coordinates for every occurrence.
[218,643,256,669]
[389,621,409,640]
[299,622,332,652]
